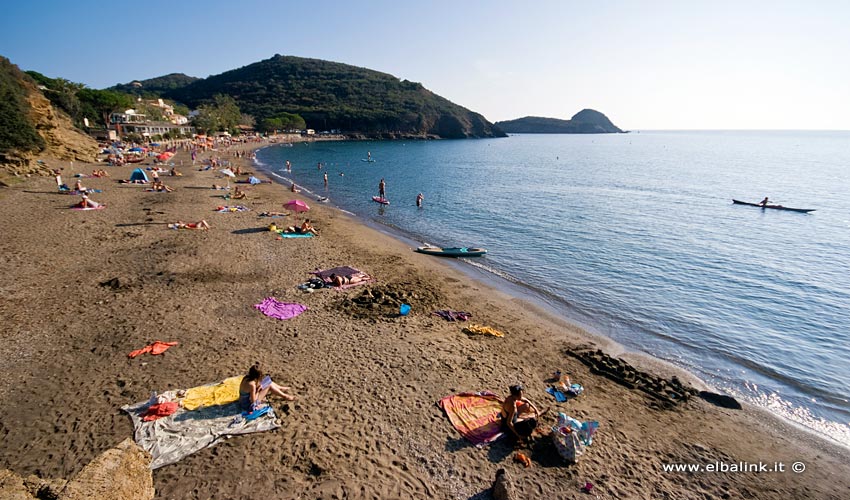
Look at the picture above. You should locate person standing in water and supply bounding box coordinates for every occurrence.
[416,192,424,208]
[323,172,328,187]
[367,151,372,161]
[378,178,386,199]
[285,160,291,172]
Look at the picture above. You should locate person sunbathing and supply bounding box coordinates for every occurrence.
[231,187,246,200]
[169,167,182,176]
[501,384,546,445]
[239,363,296,412]
[151,180,174,192]
[74,179,87,193]
[211,184,230,190]
[168,220,210,230]
[330,272,368,287]
[77,194,103,209]
[259,211,288,217]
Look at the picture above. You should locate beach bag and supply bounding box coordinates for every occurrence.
[551,413,599,463]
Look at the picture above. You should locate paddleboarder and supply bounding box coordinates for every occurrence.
[378,178,386,199]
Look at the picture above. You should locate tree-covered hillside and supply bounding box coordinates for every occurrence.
[164,55,504,138]
[0,57,45,157]
[110,73,200,97]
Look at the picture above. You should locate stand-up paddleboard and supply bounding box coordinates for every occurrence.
[415,246,487,257]
[361,158,376,163]
[372,196,390,205]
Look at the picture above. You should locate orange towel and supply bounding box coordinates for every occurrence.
[128,341,179,358]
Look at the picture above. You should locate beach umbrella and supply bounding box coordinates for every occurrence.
[157,152,174,161]
[283,199,310,213]
[220,168,236,178]
[129,147,145,152]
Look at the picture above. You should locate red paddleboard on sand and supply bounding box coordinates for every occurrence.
[372,196,390,205]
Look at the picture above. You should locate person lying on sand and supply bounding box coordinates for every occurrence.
[118,179,147,184]
[168,220,210,230]
[74,179,87,193]
[239,363,296,412]
[91,169,110,178]
[501,384,546,446]
[211,184,230,190]
[259,211,288,217]
[330,272,368,287]
[151,180,174,192]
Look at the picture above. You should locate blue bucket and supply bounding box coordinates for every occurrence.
[399,303,411,316]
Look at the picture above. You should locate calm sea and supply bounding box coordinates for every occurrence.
[256,131,850,447]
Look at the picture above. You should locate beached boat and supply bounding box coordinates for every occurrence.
[415,246,487,257]
[732,199,815,213]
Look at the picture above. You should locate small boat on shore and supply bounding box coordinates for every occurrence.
[415,246,487,257]
[732,199,815,213]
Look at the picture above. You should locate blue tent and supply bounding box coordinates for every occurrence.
[130,168,148,182]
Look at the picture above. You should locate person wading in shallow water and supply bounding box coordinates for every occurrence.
[416,192,424,208]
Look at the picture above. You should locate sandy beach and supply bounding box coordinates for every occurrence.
[1,143,848,500]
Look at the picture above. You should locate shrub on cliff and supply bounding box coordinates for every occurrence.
[0,57,45,156]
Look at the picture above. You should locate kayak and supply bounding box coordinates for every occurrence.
[732,199,815,213]
[415,246,487,257]
[372,196,390,205]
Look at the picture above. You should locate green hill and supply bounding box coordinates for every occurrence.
[110,73,200,97]
[162,55,505,139]
[495,109,623,134]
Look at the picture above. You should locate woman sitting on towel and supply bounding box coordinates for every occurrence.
[231,186,246,200]
[77,193,103,209]
[501,385,545,445]
[283,219,318,236]
[239,363,297,412]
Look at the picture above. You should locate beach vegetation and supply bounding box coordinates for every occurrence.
[191,94,243,133]
[26,70,135,130]
[0,57,46,156]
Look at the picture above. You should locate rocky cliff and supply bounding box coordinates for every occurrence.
[0,56,98,184]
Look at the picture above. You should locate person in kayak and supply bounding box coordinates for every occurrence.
[759,196,770,207]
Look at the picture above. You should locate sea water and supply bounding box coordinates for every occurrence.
[256,131,850,447]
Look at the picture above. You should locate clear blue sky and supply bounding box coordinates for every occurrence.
[2,0,849,130]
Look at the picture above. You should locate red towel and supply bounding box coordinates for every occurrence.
[128,341,179,358]
[141,402,179,421]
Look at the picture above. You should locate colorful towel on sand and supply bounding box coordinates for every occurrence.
[122,378,279,469]
[215,205,250,212]
[433,310,472,322]
[462,324,505,337]
[437,391,506,446]
[181,376,242,411]
[128,341,178,358]
[254,297,308,320]
[276,231,314,238]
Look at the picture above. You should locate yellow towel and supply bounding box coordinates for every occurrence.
[181,376,242,410]
[462,324,505,338]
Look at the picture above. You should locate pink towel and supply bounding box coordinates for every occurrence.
[254,297,307,320]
